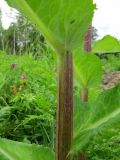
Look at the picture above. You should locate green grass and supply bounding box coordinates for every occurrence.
[0,51,57,147]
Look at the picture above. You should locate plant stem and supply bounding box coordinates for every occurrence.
[77,151,86,160]
[81,25,92,102]
[55,52,73,160]
[80,87,88,102]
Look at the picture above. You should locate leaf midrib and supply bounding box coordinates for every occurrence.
[15,0,64,54]
[87,107,120,130]
[74,106,120,138]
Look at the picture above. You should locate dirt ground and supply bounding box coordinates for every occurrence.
[102,71,120,89]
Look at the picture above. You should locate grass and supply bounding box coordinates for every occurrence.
[0,51,57,147]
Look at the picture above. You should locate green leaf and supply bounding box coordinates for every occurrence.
[5,0,95,54]
[92,35,120,53]
[0,154,8,160]
[74,50,102,88]
[71,85,120,154]
[0,138,54,160]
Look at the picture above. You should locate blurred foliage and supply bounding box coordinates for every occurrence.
[86,125,120,160]
[102,54,120,72]
[93,35,120,53]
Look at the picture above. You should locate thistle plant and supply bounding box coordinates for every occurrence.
[1,1,120,160]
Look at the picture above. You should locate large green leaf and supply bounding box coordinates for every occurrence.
[74,50,102,88]
[5,0,95,54]
[71,85,120,154]
[92,35,120,53]
[0,138,54,160]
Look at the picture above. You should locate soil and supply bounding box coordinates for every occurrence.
[101,71,120,89]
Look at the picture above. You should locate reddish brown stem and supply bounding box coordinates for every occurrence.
[80,87,88,102]
[78,152,86,160]
[55,52,73,160]
[82,25,92,102]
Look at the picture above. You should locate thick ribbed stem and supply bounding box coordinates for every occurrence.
[55,52,73,160]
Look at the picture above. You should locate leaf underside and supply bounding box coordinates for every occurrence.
[0,138,54,160]
[5,0,95,54]
[74,50,102,88]
[72,84,120,154]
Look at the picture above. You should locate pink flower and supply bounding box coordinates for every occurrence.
[11,64,16,69]
[21,74,26,81]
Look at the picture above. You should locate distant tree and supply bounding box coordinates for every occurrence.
[0,9,4,51]
[3,23,17,54]
[84,25,92,52]
[2,13,46,56]
[92,26,98,40]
